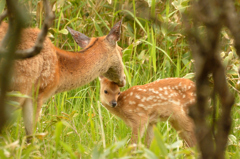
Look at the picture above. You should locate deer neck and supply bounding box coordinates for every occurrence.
[55,39,110,93]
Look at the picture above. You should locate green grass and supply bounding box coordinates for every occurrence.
[0,0,240,158]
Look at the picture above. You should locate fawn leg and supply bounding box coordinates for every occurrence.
[170,114,196,147]
[131,122,147,145]
[145,124,154,148]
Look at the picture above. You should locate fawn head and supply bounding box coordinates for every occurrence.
[99,76,120,107]
[67,20,126,87]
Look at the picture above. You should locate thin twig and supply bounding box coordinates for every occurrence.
[0,10,7,25]
[0,0,26,132]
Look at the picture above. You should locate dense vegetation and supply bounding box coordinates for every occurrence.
[0,0,240,158]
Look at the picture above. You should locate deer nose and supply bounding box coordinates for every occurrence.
[112,101,117,107]
[118,76,126,87]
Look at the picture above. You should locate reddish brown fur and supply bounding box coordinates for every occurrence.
[100,77,197,147]
[0,21,126,139]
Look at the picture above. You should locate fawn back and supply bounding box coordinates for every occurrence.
[100,77,196,147]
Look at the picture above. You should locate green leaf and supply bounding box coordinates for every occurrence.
[6,101,20,107]
[166,140,182,149]
[140,39,176,66]
[0,149,9,159]
[121,10,146,33]
[93,21,103,36]
[60,141,77,159]
[143,148,158,159]
[77,143,85,154]
[151,27,156,72]
[0,0,6,14]
[228,134,237,146]
[153,127,168,157]
[183,73,195,79]
[92,145,101,159]
[6,91,30,98]
[59,28,68,35]
[55,121,63,149]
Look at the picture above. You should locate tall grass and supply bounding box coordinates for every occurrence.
[0,0,240,158]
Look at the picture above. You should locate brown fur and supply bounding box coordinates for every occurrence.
[0,21,126,139]
[100,77,197,147]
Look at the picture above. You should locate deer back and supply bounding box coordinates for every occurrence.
[0,22,58,93]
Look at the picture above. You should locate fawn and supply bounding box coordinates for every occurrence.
[0,20,126,140]
[99,76,197,147]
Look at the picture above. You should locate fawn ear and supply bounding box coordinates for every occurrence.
[106,19,122,46]
[67,26,90,49]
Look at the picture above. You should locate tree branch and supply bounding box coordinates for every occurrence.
[185,0,236,158]
[0,0,54,59]
[0,0,54,132]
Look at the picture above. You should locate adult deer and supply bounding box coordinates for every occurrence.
[0,20,126,140]
[99,77,196,147]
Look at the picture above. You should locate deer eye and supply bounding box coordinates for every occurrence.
[104,90,108,94]
[118,92,120,95]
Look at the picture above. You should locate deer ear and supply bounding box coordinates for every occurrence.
[99,75,104,81]
[67,26,90,49]
[106,19,122,46]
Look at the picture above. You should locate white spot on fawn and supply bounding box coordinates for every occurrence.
[141,97,146,102]
[191,92,196,96]
[146,96,154,101]
[164,90,168,95]
[137,112,145,117]
[170,100,180,106]
[135,94,141,99]
[149,88,154,92]
[138,103,145,108]
[129,101,136,105]
[130,92,133,96]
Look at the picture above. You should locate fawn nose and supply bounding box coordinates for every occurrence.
[111,101,117,107]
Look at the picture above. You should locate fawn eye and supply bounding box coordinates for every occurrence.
[104,90,108,94]
[118,92,120,95]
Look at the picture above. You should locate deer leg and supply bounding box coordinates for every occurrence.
[35,97,43,124]
[22,98,34,143]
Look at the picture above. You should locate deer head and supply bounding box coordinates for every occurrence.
[67,20,126,87]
